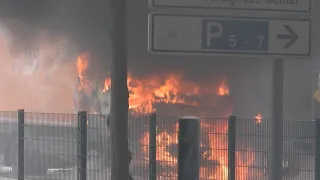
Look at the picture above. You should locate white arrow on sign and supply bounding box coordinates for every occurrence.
[149,13,311,58]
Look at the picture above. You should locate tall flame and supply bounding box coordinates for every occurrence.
[76,53,89,90]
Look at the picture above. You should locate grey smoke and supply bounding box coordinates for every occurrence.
[0,0,314,119]
[0,0,112,79]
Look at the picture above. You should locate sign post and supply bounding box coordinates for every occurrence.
[148,14,311,58]
[269,58,284,180]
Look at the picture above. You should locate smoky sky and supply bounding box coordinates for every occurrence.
[0,0,315,119]
[0,0,263,76]
[0,0,112,80]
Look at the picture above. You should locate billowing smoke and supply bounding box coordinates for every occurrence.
[0,0,270,116]
[0,1,311,120]
[0,19,77,112]
[0,1,112,112]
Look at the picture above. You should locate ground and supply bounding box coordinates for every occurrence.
[0,153,315,180]
[0,154,111,180]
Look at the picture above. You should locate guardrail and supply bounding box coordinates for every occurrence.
[0,110,318,180]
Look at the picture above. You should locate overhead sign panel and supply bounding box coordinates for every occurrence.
[149,14,311,58]
[151,0,312,12]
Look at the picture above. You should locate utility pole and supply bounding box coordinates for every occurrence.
[109,0,130,179]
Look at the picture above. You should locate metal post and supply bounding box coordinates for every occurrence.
[178,116,200,180]
[78,111,87,180]
[269,58,284,180]
[149,113,157,180]
[315,119,320,180]
[109,0,130,179]
[18,109,24,180]
[228,116,236,180]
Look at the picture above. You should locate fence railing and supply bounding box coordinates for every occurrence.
[0,110,318,180]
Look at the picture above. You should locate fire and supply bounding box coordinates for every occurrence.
[103,79,111,92]
[255,112,263,123]
[75,53,233,114]
[140,129,178,167]
[75,52,262,179]
[101,73,202,114]
[217,80,230,96]
[76,53,89,90]
[140,121,260,179]
[127,73,201,113]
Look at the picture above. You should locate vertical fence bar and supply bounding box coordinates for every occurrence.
[149,113,157,180]
[315,119,320,180]
[18,109,24,180]
[228,116,236,180]
[178,116,200,180]
[78,111,87,180]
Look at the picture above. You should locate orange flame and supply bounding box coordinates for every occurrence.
[255,112,263,123]
[76,53,89,90]
[75,55,263,179]
[103,73,201,114]
[103,79,111,92]
[75,55,231,114]
[217,80,230,96]
[140,120,261,179]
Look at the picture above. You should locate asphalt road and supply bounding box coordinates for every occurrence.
[0,153,315,180]
[0,154,112,180]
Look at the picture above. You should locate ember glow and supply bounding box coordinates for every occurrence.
[217,80,230,96]
[255,112,263,123]
[103,79,111,92]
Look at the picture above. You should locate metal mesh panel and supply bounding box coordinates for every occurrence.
[0,112,317,180]
[283,120,315,180]
[236,118,269,180]
[200,118,229,180]
[154,116,178,179]
[128,115,150,179]
[0,111,18,179]
[23,112,78,180]
[86,114,111,180]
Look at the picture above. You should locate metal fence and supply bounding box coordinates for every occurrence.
[0,110,317,180]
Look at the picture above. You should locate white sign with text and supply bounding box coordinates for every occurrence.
[151,0,311,12]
